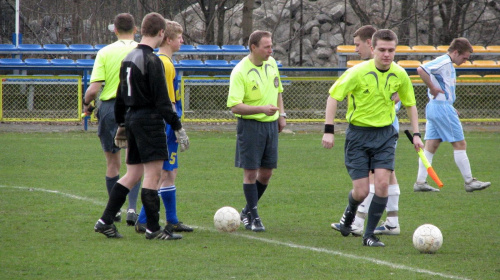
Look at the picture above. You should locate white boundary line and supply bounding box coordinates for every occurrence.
[0,185,470,280]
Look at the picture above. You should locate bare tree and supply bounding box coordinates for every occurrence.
[241,0,253,47]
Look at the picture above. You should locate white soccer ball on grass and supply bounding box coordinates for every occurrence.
[214,206,241,232]
[412,224,443,254]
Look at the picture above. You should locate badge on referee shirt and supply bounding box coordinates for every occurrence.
[274,76,279,88]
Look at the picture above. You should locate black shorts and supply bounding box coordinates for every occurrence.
[344,124,398,180]
[235,118,278,169]
[125,108,168,164]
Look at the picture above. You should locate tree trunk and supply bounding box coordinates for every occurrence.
[398,0,413,45]
[241,0,253,47]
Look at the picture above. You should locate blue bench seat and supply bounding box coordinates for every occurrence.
[43,44,69,52]
[25,58,51,66]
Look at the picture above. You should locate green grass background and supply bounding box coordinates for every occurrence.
[0,130,499,279]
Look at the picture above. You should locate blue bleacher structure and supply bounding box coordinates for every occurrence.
[179,45,197,53]
[179,59,205,67]
[0,44,16,52]
[94,44,107,51]
[51,59,77,66]
[229,60,241,66]
[43,44,69,52]
[196,45,221,53]
[221,45,247,54]
[204,60,231,67]
[69,44,95,52]
[0,58,25,66]
[76,59,95,66]
[18,44,43,51]
[25,58,51,66]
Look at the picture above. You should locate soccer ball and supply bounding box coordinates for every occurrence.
[213,206,240,232]
[412,224,443,254]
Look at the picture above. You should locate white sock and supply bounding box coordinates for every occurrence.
[353,216,365,228]
[416,149,434,182]
[454,150,473,183]
[386,216,399,227]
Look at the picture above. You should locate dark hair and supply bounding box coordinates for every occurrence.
[248,30,272,51]
[141,12,166,37]
[114,13,135,34]
[353,25,376,41]
[371,29,398,47]
[448,37,473,54]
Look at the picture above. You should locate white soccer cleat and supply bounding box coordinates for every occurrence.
[374,221,400,235]
[464,178,491,192]
[413,182,440,192]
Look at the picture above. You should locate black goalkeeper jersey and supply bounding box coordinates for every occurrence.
[115,44,181,131]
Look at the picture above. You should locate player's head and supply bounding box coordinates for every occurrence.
[160,20,184,51]
[141,12,166,38]
[353,25,376,60]
[113,13,136,35]
[448,37,472,66]
[248,30,273,62]
[371,29,398,70]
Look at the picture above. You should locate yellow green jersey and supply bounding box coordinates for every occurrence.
[329,59,415,127]
[90,39,137,101]
[227,56,283,122]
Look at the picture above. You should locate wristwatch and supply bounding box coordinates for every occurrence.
[279,113,287,118]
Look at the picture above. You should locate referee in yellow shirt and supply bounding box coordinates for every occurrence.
[227,30,286,232]
[322,29,423,247]
[83,13,140,225]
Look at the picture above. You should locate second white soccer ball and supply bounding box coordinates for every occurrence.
[214,206,240,232]
[412,224,443,254]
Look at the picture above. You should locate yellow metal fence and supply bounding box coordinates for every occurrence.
[0,75,82,121]
[0,75,498,122]
[182,76,500,122]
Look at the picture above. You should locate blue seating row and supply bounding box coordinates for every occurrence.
[0,44,248,54]
[0,58,283,68]
[0,58,94,67]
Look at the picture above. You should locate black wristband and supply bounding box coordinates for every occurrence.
[324,124,334,134]
[118,123,125,127]
[413,133,421,138]
[83,100,90,106]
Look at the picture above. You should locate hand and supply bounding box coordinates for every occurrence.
[83,104,95,116]
[322,133,335,149]
[429,87,444,99]
[278,117,286,133]
[262,104,279,116]
[114,126,127,148]
[413,136,424,152]
[175,128,190,152]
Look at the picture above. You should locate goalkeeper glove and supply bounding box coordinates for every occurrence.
[174,128,190,152]
[114,126,127,148]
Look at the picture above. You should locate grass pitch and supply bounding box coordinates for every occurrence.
[0,130,499,279]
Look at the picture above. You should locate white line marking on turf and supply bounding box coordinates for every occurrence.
[0,185,471,280]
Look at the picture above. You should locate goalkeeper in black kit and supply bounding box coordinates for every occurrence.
[94,12,189,240]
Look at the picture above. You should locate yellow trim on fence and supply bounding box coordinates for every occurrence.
[0,75,82,122]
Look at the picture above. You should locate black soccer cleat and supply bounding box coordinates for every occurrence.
[251,217,265,232]
[94,219,123,238]
[145,226,182,240]
[339,207,356,237]
[169,221,194,232]
[134,220,146,234]
[240,209,252,230]
[363,235,385,247]
[126,210,138,226]
[113,211,122,223]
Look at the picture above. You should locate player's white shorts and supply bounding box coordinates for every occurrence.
[424,100,464,142]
